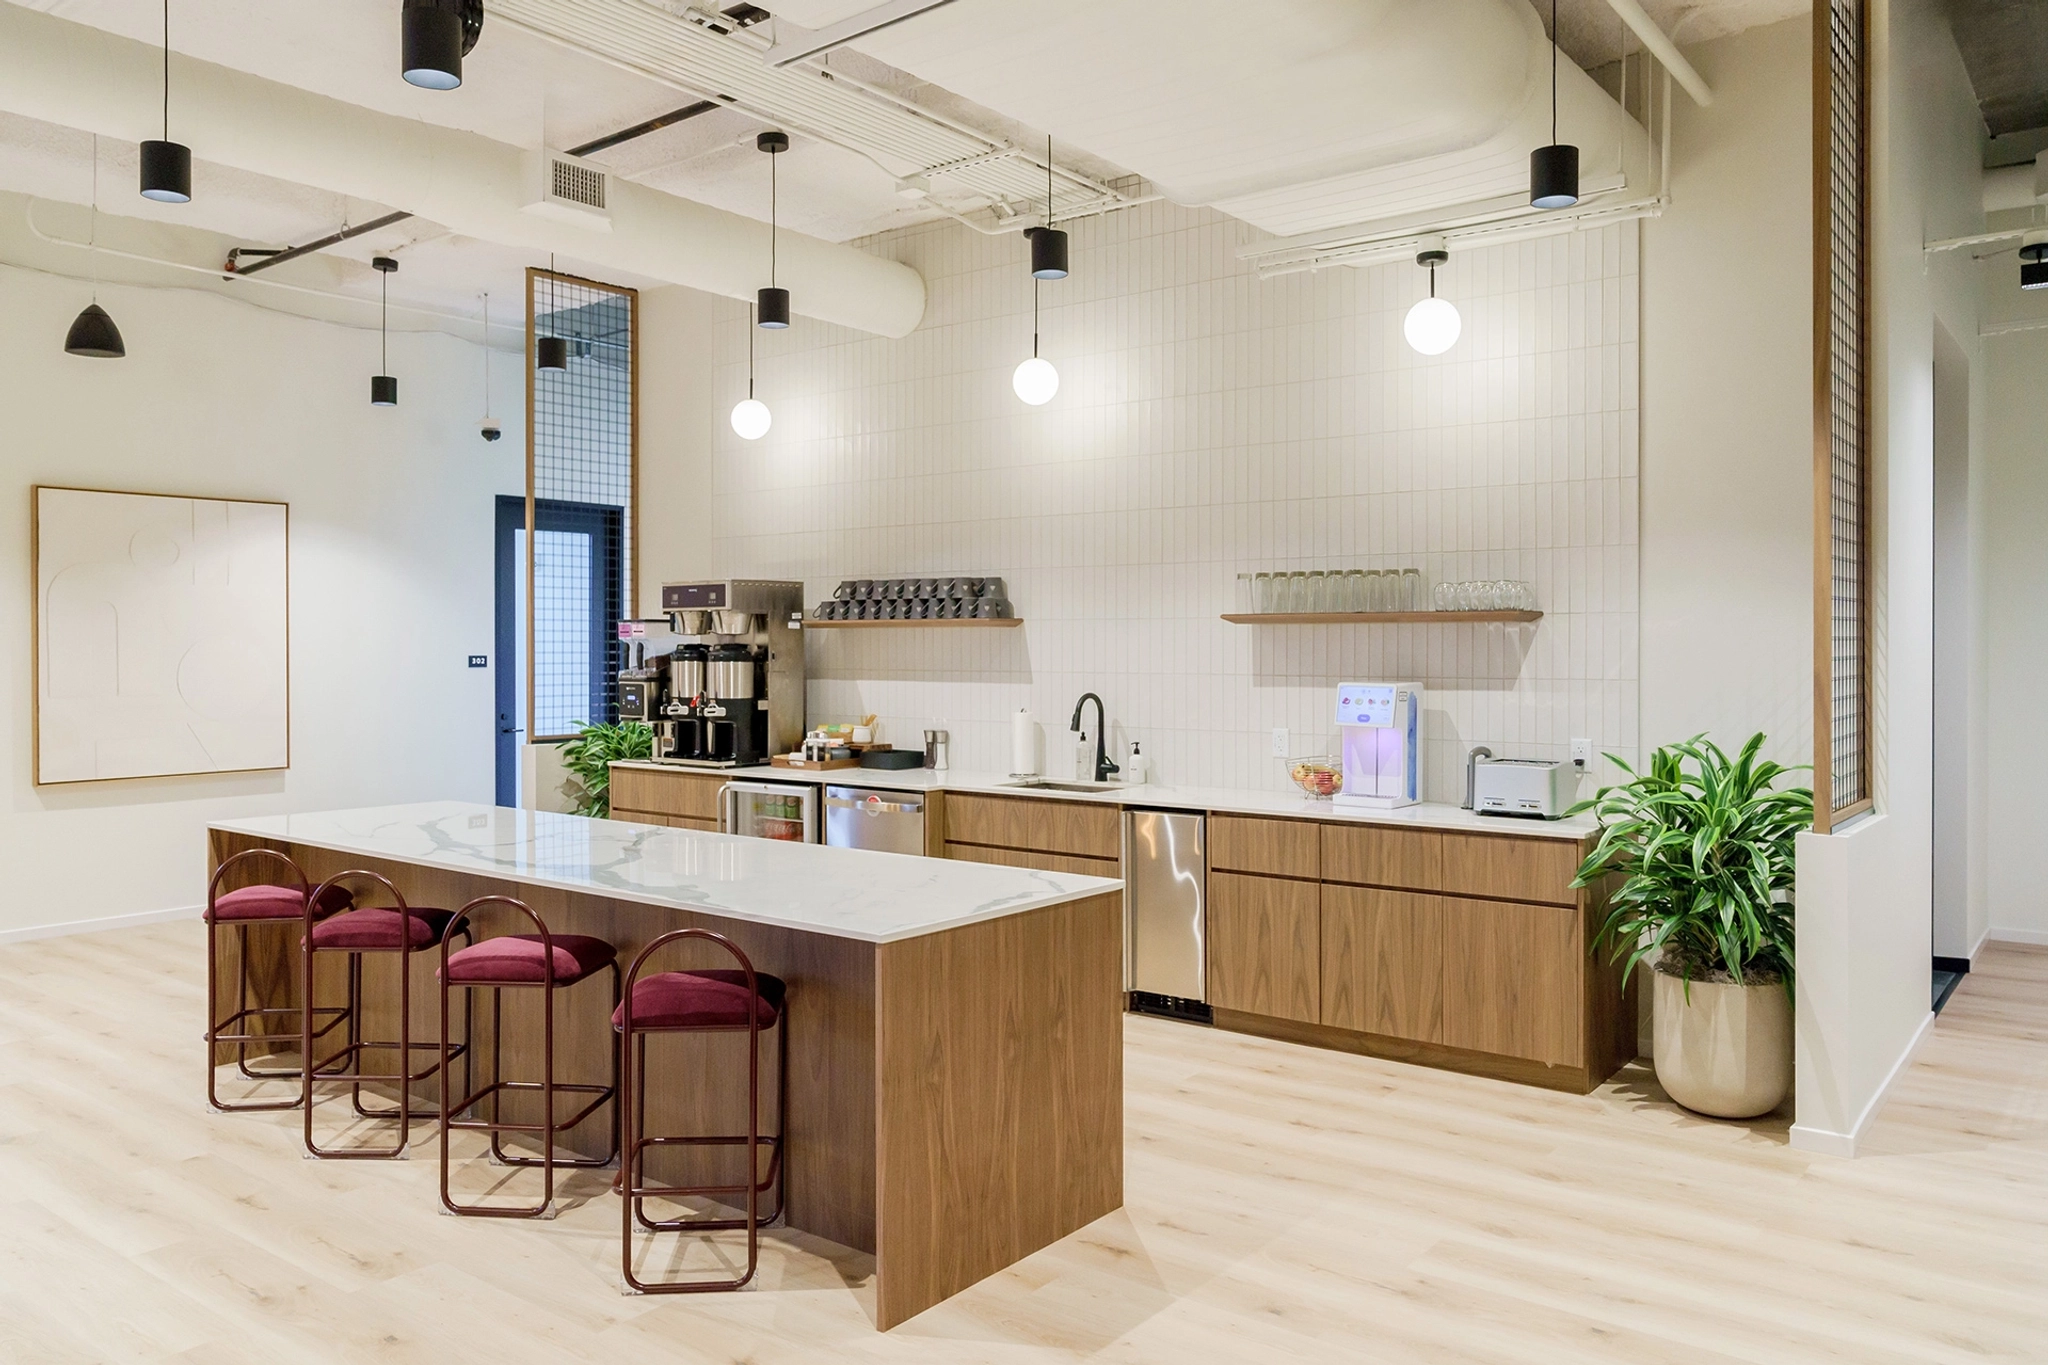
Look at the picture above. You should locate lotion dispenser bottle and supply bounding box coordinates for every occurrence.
[1125,740,1151,785]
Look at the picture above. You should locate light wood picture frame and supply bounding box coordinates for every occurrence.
[32,485,290,785]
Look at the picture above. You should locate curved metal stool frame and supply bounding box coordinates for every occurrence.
[301,869,471,1160]
[438,895,621,1219]
[617,927,788,1295]
[204,848,350,1112]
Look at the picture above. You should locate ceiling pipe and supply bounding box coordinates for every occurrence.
[1599,0,1713,107]
[230,209,414,277]
[0,3,926,337]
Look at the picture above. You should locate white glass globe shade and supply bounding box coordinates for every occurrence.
[730,397,772,440]
[1012,355,1059,406]
[1403,296,1462,356]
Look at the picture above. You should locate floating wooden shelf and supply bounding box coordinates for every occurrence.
[804,617,1023,629]
[1221,611,1543,625]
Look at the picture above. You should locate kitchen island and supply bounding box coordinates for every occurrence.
[207,802,1124,1330]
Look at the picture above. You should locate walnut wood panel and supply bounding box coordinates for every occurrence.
[1206,872,1319,1025]
[873,892,1123,1330]
[922,790,948,860]
[607,766,725,821]
[1439,895,1583,1068]
[1580,870,1638,1079]
[211,830,879,1254]
[1209,814,1318,881]
[1211,1008,1598,1094]
[1321,824,1579,905]
[613,808,717,833]
[941,793,1119,861]
[943,842,1120,880]
[1320,824,1444,892]
[1319,885,1443,1043]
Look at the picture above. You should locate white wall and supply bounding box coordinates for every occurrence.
[642,208,1642,800]
[0,259,522,937]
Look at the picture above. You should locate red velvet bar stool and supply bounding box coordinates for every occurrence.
[437,895,621,1218]
[300,870,470,1159]
[204,849,353,1112]
[615,928,787,1294]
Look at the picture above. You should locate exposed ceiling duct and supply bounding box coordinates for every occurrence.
[0,2,926,337]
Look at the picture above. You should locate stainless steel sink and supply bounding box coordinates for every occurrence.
[999,778,1127,793]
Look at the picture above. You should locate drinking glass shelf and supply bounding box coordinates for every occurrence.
[1220,611,1543,625]
[805,617,1023,629]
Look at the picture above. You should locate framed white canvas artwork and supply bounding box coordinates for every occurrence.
[33,486,290,784]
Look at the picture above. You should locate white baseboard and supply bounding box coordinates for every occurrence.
[1986,927,2048,947]
[1790,1007,1937,1158]
[0,903,200,946]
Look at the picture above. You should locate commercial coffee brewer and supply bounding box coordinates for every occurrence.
[616,579,805,768]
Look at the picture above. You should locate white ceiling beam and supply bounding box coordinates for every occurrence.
[1601,0,1714,107]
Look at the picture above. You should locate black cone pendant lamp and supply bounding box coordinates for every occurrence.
[1529,0,1579,209]
[402,0,483,90]
[1025,136,1068,279]
[67,136,125,358]
[371,256,398,405]
[757,130,790,329]
[140,0,191,204]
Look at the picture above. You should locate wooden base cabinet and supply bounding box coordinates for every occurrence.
[1319,886,1443,1044]
[1206,872,1319,1025]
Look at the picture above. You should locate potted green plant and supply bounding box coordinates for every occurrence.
[556,721,653,819]
[1572,733,1812,1119]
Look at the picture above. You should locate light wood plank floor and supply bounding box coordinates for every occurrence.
[1,921,2043,1363]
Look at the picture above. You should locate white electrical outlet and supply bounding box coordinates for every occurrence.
[1272,727,1290,758]
[1571,738,1593,769]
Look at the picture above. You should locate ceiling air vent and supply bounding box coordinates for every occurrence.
[523,149,614,231]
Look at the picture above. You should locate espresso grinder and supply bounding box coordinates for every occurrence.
[647,579,805,767]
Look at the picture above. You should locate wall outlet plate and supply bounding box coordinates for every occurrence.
[1571,737,1593,768]
[1272,727,1289,757]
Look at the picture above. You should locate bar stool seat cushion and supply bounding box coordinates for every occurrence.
[307,906,455,951]
[614,969,785,1031]
[208,882,353,924]
[441,934,617,986]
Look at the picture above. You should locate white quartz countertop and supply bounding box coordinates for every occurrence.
[611,762,1598,841]
[209,802,1122,944]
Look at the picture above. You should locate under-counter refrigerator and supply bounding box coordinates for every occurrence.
[1124,809,1210,1022]
[718,779,818,842]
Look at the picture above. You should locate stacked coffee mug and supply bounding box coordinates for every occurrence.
[813,577,1013,621]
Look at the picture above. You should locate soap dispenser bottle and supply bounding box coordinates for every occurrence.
[1125,741,1151,785]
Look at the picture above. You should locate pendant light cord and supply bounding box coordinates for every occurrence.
[769,145,778,289]
[1550,0,1559,145]
[1045,134,1054,233]
[381,267,388,371]
[748,299,756,397]
[1032,277,1040,358]
[481,291,490,404]
[1429,265,1436,299]
[1034,133,1050,358]
[162,0,171,140]
[88,133,98,301]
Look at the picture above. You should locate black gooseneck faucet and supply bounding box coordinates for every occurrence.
[1070,692,1119,783]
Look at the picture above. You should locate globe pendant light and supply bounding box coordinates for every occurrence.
[731,302,771,439]
[370,256,398,405]
[402,0,482,91]
[1027,136,1068,279]
[537,259,568,371]
[140,0,191,203]
[1529,0,1579,210]
[1403,246,1461,356]
[66,136,125,358]
[757,131,791,328]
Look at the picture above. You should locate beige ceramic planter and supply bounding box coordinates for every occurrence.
[1652,968,1793,1118]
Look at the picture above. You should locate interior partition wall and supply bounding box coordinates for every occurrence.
[524,268,639,750]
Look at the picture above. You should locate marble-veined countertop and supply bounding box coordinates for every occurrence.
[209,801,1121,944]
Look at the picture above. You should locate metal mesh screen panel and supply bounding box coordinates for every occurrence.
[1823,0,1867,814]
[528,270,636,742]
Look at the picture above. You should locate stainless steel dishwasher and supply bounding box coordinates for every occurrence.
[1124,809,1210,1023]
[823,785,926,856]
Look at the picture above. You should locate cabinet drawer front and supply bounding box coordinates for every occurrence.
[612,809,719,834]
[1319,885,1442,1043]
[1206,872,1319,1024]
[944,843,1119,880]
[1321,823,1582,906]
[609,767,724,821]
[944,794,1120,860]
[1439,896,1583,1067]
[1210,815,1318,880]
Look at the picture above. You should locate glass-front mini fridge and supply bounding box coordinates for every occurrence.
[717,779,819,842]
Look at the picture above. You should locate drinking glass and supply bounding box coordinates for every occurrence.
[1253,572,1275,613]
[1285,571,1310,613]
[1433,582,1452,611]
[1400,568,1422,611]
[1236,573,1255,614]
[1303,570,1328,613]
[1343,569,1368,612]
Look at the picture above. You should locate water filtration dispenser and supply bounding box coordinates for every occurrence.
[1332,682,1423,810]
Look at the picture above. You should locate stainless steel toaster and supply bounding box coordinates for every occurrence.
[1472,758,1575,819]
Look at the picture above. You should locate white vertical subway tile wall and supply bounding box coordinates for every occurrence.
[708,202,1639,798]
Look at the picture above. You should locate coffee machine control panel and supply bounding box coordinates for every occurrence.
[662,582,727,610]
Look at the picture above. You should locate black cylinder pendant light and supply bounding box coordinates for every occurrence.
[402,0,483,91]
[371,256,398,405]
[757,131,791,329]
[1027,136,1069,279]
[538,261,569,370]
[1530,0,1579,209]
[67,136,125,358]
[140,0,191,203]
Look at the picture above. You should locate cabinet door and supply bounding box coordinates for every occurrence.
[609,767,723,822]
[1439,897,1583,1066]
[944,794,1120,860]
[1319,885,1442,1042]
[1207,872,1319,1024]
[1210,815,1318,879]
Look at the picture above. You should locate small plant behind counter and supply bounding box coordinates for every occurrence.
[1571,733,1812,1119]
[558,721,654,819]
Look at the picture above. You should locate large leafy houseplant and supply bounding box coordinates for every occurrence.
[556,721,653,819]
[1572,734,1812,998]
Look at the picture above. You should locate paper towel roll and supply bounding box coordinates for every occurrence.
[1011,708,1038,777]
